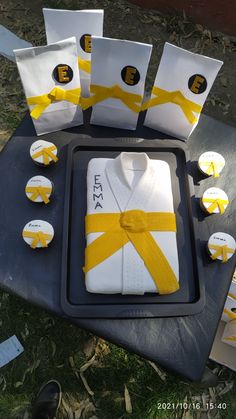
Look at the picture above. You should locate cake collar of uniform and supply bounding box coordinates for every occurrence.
[114,152,149,188]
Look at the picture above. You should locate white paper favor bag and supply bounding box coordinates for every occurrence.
[43,8,104,97]
[14,37,83,136]
[83,36,152,130]
[144,43,223,140]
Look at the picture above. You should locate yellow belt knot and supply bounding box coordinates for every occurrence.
[27,86,81,119]
[200,161,223,178]
[209,244,235,263]
[80,84,142,113]
[32,145,58,166]
[120,210,148,233]
[23,230,52,249]
[25,186,52,204]
[202,198,228,214]
[142,86,202,124]
[84,210,179,294]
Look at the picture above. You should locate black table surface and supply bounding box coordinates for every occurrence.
[0,112,236,381]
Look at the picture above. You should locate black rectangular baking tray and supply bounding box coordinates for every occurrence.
[61,137,205,318]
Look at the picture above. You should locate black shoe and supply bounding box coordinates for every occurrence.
[31,380,62,419]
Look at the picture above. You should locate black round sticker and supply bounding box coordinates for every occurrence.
[121,66,140,86]
[188,74,207,94]
[53,64,73,84]
[80,34,92,53]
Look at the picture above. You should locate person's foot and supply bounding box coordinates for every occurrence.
[31,380,62,419]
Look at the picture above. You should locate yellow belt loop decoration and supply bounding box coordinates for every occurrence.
[80,84,142,113]
[200,161,224,178]
[209,244,235,263]
[25,186,52,204]
[22,231,52,249]
[84,210,179,295]
[31,145,58,166]
[223,308,236,320]
[141,86,202,124]
[202,198,229,214]
[78,56,91,74]
[27,86,81,120]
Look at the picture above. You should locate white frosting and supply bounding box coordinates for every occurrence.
[208,232,236,262]
[202,187,229,214]
[198,151,225,177]
[85,152,179,295]
[22,220,54,248]
[25,175,53,203]
[30,140,58,165]
[222,320,236,348]
[228,278,236,299]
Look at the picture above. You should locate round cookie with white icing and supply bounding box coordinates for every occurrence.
[25,176,53,204]
[30,140,58,166]
[222,320,236,348]
[201,187,229,215]
[207,232,236,263]
[22,220,54,249]
[198,151,225,178]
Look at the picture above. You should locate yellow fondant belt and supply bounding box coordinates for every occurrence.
[27,86,81,119]
[25,186,52,204]
[223,308,236,320]
[202,198,228,214]
[78,57,91,74]
[84,209,179,295]
[23,231,52,249]
[80,84,142,113]
[142,86,202,124]
[200,161,224,178]
[32,145,58,166]
[209,244,235,263]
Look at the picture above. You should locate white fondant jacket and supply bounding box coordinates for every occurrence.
[85,152,179,294]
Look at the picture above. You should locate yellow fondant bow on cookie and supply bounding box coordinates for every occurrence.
[200,161,224,178]
[23,231,52,249]
[27,86,81,119]
[84,209,179,295]
[32,145,58,166]
[209,244,235,263]
[25,186,52,204]
[80,84,142,113]
[202,198,228,214]
[142,86,202,124]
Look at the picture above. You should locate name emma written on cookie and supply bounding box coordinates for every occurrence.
[93,174,103,210]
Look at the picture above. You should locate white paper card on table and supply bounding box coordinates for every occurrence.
[84,152,179,295]
[14,37,83,136]
[0,24,32,62]
[89,37,152,130]
[222,295,236,323]
[144,42,223,140]
[0,335,24,368]
[43,8,104,97]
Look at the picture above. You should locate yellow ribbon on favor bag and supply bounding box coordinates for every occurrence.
[80,84,142,113]
[83,209,179,295]
[31,145,58,166]
[141,86,202,124]
[27,86,81,119]
[23,231,52,249]
[200,161,224,178]
[223,308,236,320]
[202,198,228,214]
[78,57,91,74]
[209,244,235,263]
[25,186,52,204]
